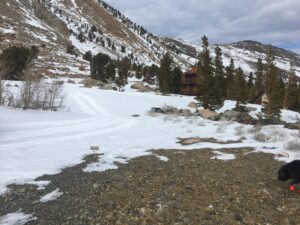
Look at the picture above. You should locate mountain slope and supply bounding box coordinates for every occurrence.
[0,0,299,78]
[160,37,300,77]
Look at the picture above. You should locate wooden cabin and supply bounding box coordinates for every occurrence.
[181,68,201,96]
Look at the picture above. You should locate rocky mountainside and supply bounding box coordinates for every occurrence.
[160,37,300,77]
[0,0,299,78]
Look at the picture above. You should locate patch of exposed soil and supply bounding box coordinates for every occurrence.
[1,149,300,225]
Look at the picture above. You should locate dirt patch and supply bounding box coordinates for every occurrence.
[0,149,300,225]
[177,137,243,145]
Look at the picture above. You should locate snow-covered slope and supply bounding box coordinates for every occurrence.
[1,80,300,194]
[0,0,178,75]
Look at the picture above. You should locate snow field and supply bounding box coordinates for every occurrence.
[0,81,300,195]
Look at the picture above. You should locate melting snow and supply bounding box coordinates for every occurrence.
[211,151,236,161]
[156,155,169,162]
[0,212,36,225]
[39,189,63,203]
[0,27,15,34]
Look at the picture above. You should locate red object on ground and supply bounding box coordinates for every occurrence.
[290,185,295,191]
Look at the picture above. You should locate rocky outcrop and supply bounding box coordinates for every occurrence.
[131,82,156,92]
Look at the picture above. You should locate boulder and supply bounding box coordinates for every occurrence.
[150,107,163,113]
[99,84,114,90]
[219,109,256,125]
[181,109,193,116]
[131,82,156,92]
[14,84,20,87]
[79,78,105,88]
[67,79,76,84]
[131,81,144,90]
[54,80,64,85]
[220,110,241,121]
[188,101,198,109]
[137,85,156,93]
[199,109,218,120]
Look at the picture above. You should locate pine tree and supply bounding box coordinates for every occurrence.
[83,51,92,62]
[171,66,182,94]
[117,57,131,89]
[297,84,300,112]
[233,67,247,106]
[265,47,282,118]
[158,53,173,94]
[214,46,226,99]
[283,63,298,110]
[91,53,115,82]
[121,45,126,53]
[225,58,235,99]
[247,72,255,102]
[198,35,214,109]
[254,58,264,101]
[143,64,159,85]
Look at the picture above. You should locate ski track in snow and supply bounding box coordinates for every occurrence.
[0,85,140,194]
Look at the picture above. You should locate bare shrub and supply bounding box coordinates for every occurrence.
[41,81,65,111]
[0,55,12,105]
[253,127,288,142]
[235,125,245,136]
[19,74,43,109]
[163,115,175,122]
[16,79,64,111]
[217,121,233,133]
[286,140,300,151]
[186,116,197,125]
[254,132,269,142]
[198,121,205,127]
[0,79,6,105]
[248,125,262,134]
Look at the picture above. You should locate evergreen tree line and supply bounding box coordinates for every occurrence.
[197,36,299,118]
[86,51,159,88]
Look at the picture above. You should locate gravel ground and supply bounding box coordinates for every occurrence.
[1,149,300,225]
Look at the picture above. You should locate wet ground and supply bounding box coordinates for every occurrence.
[1,148,300,225]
